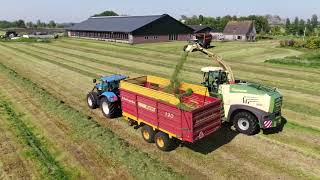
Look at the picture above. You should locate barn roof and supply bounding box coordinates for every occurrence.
[188,25,212,33]
[223,21,254,35]
[67,14,169,33]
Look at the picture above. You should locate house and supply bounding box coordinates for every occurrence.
[223,21,256,41]
[188,25,212,34]
[66,14,194,44]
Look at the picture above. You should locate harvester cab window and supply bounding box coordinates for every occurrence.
[206,70,228,93]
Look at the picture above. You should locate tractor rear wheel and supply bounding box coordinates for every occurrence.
[233,111,259,135]
[141,125,155,143]
[100,97,118,118]
[154,132,173,151]
[87,92,98,109]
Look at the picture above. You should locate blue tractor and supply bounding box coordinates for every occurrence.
[87,74,127,118]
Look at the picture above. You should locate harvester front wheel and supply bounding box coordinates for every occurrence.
[154,132,173,151]
[141,125,155,143]
[233,111,259,135]
[100,97,118,118]
[87,92,98,109]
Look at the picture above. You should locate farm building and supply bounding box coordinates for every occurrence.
[67,14,194,44]
[188,25,212,34]
[223,21,256,41]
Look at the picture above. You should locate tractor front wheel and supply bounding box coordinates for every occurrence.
[100,97,118,118]
[233,111,259,135]
[87,92,98,109]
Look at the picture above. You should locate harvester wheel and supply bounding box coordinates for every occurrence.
[100,97,118,118]
[87,92,98,109]
[233,111,259,135]
[141,125,155,143]
[154,132,173,151]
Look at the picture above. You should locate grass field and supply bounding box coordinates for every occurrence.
[0,38,319,179]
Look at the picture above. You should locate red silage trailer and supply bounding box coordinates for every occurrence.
[120,76,221,151]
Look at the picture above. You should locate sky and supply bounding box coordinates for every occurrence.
[0,0,319,23]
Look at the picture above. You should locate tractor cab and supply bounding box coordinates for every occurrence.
[94,74,127,94]
[201,67,228,94]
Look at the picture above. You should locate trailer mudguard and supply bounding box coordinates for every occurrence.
[100,92,118,102]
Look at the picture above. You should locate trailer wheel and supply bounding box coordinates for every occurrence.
[233,111,259,135]
[100,97,118,118]
[154,132,173,151]
[87,92,98,109]
[141,125,155,143]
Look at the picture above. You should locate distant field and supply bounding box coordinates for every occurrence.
[0,38,319,179]
[0,30,5,36]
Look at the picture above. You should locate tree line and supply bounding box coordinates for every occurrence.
[284,15,319,36]
[181,15,270,33]
[181,14,320,37]
[0,19,63,29]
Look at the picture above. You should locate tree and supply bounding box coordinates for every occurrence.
[298,19,306,36]
[311,14,318,29]
[48,20,56,28]
[93,10,118,17]
[293,17,299,35]
[14,19,26,28]
[26,21,34,28]
[285,18,291,34]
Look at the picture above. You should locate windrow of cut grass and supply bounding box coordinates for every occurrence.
[0,117,43,179]
[0,44,320,179]
[0,62,184,180]
[0,96,69,180]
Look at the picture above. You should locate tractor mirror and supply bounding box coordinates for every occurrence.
[93,79,97,83]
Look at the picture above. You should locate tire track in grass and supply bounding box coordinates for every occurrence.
[0,47,320,179]
[0,62,185,180]
[0,96,69,180]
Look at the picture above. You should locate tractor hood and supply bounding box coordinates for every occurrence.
[230,82,281,96]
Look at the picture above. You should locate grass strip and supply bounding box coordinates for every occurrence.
[0,43,97,78]
[0,97,69,180]
[0,62,184,179]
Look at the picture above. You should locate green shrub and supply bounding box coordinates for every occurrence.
[293,39,306,48]
[306,37,320,49]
